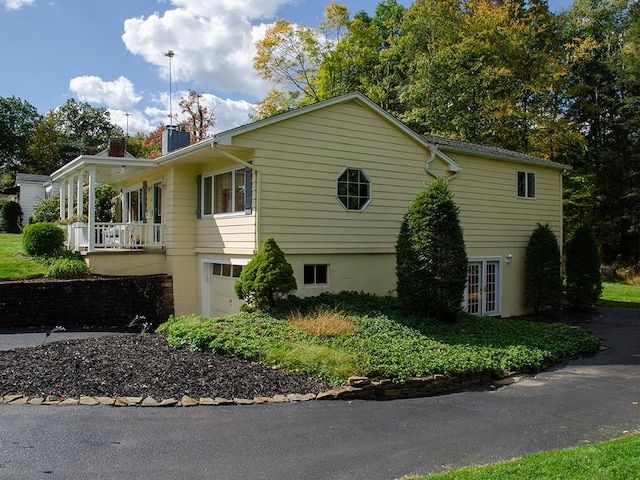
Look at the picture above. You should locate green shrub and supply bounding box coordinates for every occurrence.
[566,224,602,309]
[22,222,65,256]
[395,178,467,321]
[45,253,90,279]
[31,195,61,223]
[0,200,23,233]
[525,223,563,312]
[235,237,297,314]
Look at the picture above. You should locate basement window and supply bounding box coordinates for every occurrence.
[304,264,328,285]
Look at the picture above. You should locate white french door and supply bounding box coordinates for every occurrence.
[466,259,501,316]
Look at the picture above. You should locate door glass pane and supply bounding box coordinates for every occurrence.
[485,262,497,313]
[466,263,480,314]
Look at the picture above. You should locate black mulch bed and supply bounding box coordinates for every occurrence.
[0,334,329,400]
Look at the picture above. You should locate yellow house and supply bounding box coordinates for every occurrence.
[50,92,568,318]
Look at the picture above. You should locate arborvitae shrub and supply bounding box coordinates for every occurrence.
[31,195,61,223]
[22,222,65,257]
[235,237,297,314]
[525,223,563,312]
[565,224,602,309]
[0,200,23,233]
[395,178,467,321]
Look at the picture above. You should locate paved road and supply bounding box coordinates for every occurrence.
[0,308,638,480]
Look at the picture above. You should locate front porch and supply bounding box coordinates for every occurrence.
[50,146,161,254]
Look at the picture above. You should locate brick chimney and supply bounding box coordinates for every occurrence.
[108,137,126,157]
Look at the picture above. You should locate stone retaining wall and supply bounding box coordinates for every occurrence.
[0,275,174,329]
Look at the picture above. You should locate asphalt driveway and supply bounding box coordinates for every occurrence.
[0,307,638,480]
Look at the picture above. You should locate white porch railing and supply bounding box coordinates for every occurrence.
[67,222,164,251]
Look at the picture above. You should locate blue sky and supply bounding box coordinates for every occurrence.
[0,0,572,135]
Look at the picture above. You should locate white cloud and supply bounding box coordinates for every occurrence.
[69,75,143,110]
[108,90,255,136]
[1,0,34,10]
[121,0,295,97]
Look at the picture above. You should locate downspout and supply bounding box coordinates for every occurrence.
[210,142,262,254]
[426,144,462,181]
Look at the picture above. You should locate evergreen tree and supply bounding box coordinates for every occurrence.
[566,224,602,309]
[524,223,563,313]
[235,237,297,314]
[395,178,467,321]
[0,200,23,233]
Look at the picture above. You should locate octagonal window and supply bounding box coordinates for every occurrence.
[337,168,371,211]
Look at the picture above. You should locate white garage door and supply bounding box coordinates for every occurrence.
[208,262,244,318]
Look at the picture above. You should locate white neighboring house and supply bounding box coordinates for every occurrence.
[14,173,59,226]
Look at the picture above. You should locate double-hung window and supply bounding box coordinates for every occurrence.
[517,171,536,199]
[202,168,247,216]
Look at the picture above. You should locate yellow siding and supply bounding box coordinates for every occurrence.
[233,101,430,254]
[230,100,563,317]
[85,252,166,276]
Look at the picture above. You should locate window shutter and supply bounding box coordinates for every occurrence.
[196,174,202,219]
[244,167,252,214]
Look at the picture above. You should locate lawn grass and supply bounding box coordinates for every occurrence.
[0,233,47,280]
[159,300,601,385]
[415,433,640,479]
[597,281,640,309]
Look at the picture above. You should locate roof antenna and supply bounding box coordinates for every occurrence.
[164,50,175,133]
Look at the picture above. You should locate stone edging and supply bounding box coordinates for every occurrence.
[0,373,524,407]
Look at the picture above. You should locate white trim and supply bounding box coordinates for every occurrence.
[200,167,247,217]
[466,257,502,316]
[336,167,372,212]
[516,170,537,199]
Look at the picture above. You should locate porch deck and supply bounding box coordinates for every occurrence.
[66,222,164,252]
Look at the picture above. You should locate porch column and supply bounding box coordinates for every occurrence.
[76,175,83,221]
[59,184,66,221]
[87,167,96,252]
[66,180,73,220]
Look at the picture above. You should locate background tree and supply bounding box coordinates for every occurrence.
[49,98,123,165]
[524,223,563,313]
[125,126,163,159]
[0,200,23,233]
[178,90,216,143]
[396,178,467,321]
[0,96,40,179]
[235,237,297,314]
[253,19,323,117]
[565,224,602,309]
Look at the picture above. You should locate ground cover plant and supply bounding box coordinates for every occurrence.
[159,292,601,385]
[597,280,640,309]
[414,433,640,479]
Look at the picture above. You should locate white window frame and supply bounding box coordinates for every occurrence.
[337,167,371,211]
[122,184,144,223]
[465,257,502,316]
[517,171,536,199]
[201,167,246,217]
